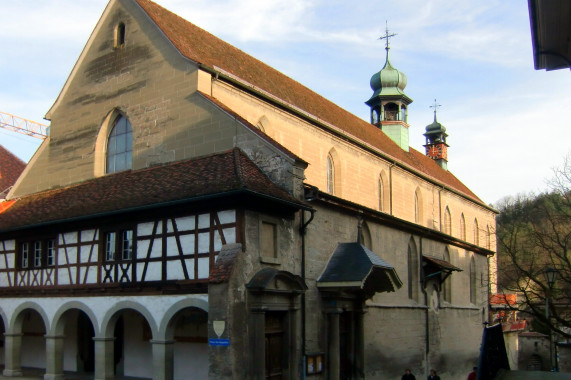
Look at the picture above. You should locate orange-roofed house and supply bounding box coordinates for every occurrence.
[0,145,26,200]
[0,1,497,379]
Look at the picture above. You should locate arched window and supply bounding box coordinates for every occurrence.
[379,171,389,212]
[106,115,132,174]
[114,22,126,48]
[473,218,479,246]
[460,213,466,241]
[400,104,407,122]
[444,206,452,235]
[442,248,451,303]
[327,154,335,195]
[469,256,477,304]
[408,238,419,302]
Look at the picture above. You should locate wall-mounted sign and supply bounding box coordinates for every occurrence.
[209,338,230,346]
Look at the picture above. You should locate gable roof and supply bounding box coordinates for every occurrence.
[0,148,307,233]
[134,0,484,205]
[0,145,26,198]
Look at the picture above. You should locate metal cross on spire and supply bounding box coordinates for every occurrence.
[378,21,397,50]
[430,99,442,120]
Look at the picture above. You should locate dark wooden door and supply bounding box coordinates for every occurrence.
[265,312,286,380]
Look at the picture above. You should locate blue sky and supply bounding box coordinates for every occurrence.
[1,0,569,205]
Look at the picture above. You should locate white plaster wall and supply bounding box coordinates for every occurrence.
[173,342,208,380]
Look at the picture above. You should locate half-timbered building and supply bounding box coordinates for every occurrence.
[0,0,497,379]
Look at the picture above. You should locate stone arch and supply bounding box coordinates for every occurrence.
[51,301,99,336]
[159,297,209,339]
[100,301,157,338]
[460,213,466,241]
[473,218,480,246]
[9,301,50,333]
[94,108,129,177]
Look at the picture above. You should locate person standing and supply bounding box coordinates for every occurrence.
[467,367,477,380]
[401,368,416,380]
[427,369,441,380]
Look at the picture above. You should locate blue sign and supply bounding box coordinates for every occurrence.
[209,338,230,346]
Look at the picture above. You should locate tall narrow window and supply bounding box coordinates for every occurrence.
[34,241,42,267]
[327,154,335,195]
[486,225,491,249]
[444,207,452,235]
[379,178,384,212]
[106,232,116,261]
[407,238,419,302]
[106,115,132,174]
[473,218,479,246]
[460,213,466,241]
[122,230,134,260]
[46,239,56,266]
[469,256,477,304]
[114,22,126,48]
[21,242,29,268]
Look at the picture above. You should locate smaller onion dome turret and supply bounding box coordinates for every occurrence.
[423,100,449,170]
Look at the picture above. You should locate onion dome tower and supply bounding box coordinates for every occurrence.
[423,99,449,170]
[365,23,413,151]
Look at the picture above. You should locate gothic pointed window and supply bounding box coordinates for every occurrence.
[379,171,389,212]
[473,218,479,246]
[460,213,466,241]
[414,188,423,225]
[444,207,452,235]
[407,238,419,302]
[106,115,132,174]
[327,154,335,195]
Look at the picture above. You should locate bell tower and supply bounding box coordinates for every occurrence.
[423,99,449,170]
[365,23,413,151]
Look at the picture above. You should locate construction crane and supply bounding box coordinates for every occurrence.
[0,111,48,139]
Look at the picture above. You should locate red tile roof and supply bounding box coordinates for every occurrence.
[135,0,483,204]
[0,145,26,198]
[0,149,306,232]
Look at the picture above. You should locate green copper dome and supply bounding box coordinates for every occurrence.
[369,54,408,97]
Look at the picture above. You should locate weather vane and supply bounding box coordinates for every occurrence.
[378,21,397,50]
[430,99,442,117]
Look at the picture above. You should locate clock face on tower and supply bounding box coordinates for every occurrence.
[428,145,440,159]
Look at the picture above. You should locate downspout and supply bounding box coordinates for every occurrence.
[300,208,315,380]
[419,237,429,378]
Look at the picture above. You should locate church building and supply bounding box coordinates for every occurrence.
[0,0,497,379]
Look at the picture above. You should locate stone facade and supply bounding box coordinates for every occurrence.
[0,0,497,379]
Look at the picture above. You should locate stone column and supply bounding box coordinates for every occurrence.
[250,309,265,380]
[354,310,366,380]
[150,339,175,380]
[2,332,23,377]
[44,334,65,380]
[93,337,115,380]
[328,311,340,380]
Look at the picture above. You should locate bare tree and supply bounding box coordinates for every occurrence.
[496,153,571,338]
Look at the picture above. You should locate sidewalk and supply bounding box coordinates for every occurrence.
[0,368,149,380]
